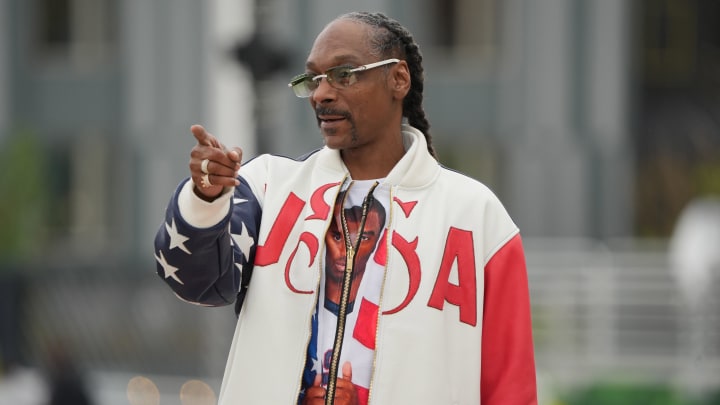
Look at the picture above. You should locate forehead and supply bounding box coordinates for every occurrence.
[306,19,373,69]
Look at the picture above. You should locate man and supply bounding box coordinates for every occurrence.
[154,11,537,405]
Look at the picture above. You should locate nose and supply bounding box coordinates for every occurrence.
[310,76,337,105]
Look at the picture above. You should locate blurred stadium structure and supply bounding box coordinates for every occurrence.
[1,0,720,404]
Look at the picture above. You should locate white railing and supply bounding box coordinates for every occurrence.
[525,238,720,395]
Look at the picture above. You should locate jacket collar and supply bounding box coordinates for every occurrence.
[316,124,439,189]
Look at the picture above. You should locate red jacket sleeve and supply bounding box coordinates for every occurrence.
[481,234,538,404]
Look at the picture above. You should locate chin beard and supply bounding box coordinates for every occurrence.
[316,117,358,141]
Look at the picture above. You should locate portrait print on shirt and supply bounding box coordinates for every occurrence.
[304,179,389,404]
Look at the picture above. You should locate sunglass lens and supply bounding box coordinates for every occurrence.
[328,67,355,87]
[292,77,317,98]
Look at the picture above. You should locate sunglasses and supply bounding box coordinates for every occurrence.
[288,58,400,98]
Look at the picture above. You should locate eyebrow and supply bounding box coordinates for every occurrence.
[306,54,363,70]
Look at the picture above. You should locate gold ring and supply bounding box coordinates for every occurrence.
[201,173,212,188]
[201,158,210,174]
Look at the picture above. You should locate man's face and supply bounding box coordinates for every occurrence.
[325,207,384,284]
[304,19,400,151]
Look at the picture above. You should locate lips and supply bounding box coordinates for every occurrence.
[316,108,350,127]
[318,115,346,123]
[318,117,347,131]
[331,259,345,272]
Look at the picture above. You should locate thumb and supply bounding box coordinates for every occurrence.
[313,374,322,387]
[341,361,352,381]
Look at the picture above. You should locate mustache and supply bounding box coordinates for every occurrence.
[315,107,351,120]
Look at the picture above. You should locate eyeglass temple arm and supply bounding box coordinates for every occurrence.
[351,58,400,72]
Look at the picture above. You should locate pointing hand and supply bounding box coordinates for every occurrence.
[189,125,243,201]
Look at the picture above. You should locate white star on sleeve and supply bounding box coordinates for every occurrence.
[312,356,321,374]
[165,219,191,255]
[155,250,184,285]
[231,221,255,261]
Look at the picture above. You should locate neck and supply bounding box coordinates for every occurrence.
[341,132,405,180]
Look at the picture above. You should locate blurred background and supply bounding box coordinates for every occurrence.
[0,0,719,404]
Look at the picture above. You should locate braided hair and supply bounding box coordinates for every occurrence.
[340,11,437,159]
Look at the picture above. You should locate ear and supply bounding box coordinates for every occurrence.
[390,60,411,100]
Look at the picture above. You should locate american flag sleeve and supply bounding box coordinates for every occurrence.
[154,178,261,307]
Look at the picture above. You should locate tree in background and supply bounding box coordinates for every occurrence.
[0,129,48,373]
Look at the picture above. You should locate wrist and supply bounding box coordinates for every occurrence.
[178,180,232,228]
[192,184,223,202]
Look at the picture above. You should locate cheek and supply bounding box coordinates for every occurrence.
[346,89,374,115]
[355,96,391,123]
[357,247,372,259]
[357,239,377,256]
[326,240,343,254]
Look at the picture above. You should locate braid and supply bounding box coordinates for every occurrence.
[340,12,437,159]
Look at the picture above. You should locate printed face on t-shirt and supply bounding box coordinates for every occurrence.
[324,200,385,291]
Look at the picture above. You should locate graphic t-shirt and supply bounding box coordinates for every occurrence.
[301,179,389,404]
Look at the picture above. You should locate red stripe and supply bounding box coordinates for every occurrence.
[353,297,378,349]
[355,384,369,405]
[481,234,538,404]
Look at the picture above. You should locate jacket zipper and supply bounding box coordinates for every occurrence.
[325,181,379,405]
[366,185,394,404]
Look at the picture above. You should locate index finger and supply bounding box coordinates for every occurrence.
[191,124,220,148]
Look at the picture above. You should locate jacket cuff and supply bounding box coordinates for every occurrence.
[177,179,232,228]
